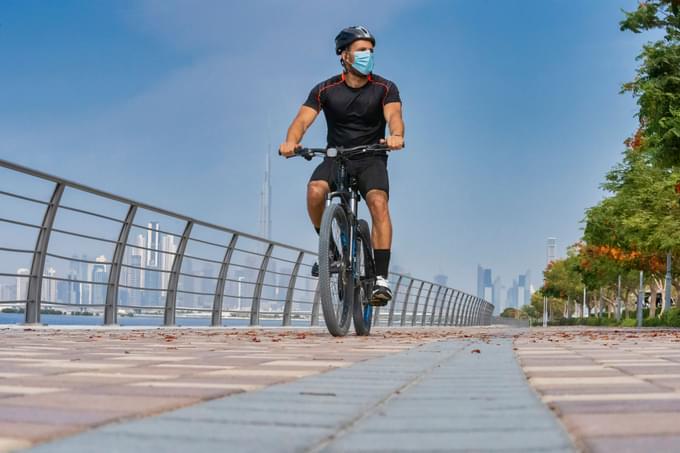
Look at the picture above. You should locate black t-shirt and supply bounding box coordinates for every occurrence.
[303,73,401,148]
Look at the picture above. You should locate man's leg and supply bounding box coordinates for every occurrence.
[307,180,330,229]
[307,180,329,277]
[366,189,393,304]
[365,189,392,251]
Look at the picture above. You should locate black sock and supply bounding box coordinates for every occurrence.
[374,249,390,278]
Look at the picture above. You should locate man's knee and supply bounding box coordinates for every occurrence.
[366,190,390,220]
[307,181,329,204]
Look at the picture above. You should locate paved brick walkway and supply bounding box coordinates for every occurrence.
[0,326,494,452]
[5,326,680,452]
[515,328,680,453]
[24,335,572,452]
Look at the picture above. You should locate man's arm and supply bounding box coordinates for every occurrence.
[383,102,404,150]
[280,106,319,157]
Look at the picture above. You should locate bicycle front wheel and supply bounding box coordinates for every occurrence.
[319,204,353,337]
[353,219,374,336]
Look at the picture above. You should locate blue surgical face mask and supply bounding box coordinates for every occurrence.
[351,50,374,75]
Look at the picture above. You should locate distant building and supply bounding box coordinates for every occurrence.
[477,265,493,300]
[16,268,29,300]
[547,237,557,264]
[143,223,161,306]
[42,267,57,303]
[492,276,504,315]
[434,274,448,287]
[92,256,108,305]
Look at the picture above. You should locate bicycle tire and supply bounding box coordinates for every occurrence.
[353,219,374,336]
[319,204,353,337]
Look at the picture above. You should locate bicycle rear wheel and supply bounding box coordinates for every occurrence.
[353,219,374,336]
[319,204,353,337]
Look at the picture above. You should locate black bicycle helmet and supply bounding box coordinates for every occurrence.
[335,26,376,55]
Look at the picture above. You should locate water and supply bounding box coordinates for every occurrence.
[0,313,311,328]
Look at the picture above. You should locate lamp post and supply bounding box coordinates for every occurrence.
[637,271,644,328]
[616,274,622,322]
[665,252,672,312]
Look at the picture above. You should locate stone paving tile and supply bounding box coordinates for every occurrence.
[0,406,130,426]
[515,327,680,453]
[0,423,82,443]
[29,337,573,453]
[583,435,680,453]
[0,326,488,450]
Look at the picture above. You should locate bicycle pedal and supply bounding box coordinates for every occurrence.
[369,297,389,307]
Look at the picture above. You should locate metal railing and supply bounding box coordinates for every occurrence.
[0,158,493,327]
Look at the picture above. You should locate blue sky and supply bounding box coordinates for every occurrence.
[0,0,649,294]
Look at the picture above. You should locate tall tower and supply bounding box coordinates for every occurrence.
[547,237,557,264]
[259,147,272,239]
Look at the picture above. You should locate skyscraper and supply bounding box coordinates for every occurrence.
[547,237,557,264]
[160,233,177,294]
[42,267,57,303]
[16,268,29,300]
[477,265,493,300]
[92,255,108,305]
[146,222,160,268]
[492,276,504,314]
[259,148,272,240]
[127,233,146,306]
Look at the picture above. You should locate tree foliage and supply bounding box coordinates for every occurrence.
[621,0,680,168]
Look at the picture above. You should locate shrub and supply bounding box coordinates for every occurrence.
[621,318,638,327]
[661,308,680,327]
[643,317,663,327]
[586,317,601,326]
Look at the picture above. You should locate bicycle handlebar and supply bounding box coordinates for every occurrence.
[279,143,395,161]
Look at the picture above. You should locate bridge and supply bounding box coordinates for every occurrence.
[1,159,679,453]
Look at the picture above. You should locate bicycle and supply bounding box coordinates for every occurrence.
[288,144,392,337]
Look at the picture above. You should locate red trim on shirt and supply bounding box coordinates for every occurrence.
[316,75,345,111]
[369,78,391,105]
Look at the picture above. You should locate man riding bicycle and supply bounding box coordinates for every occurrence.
[279,26,404,305]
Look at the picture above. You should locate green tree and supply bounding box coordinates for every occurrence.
[620,0,680,168]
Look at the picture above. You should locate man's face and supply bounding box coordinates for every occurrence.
[343,39,374,65]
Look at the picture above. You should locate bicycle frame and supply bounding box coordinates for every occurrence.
[326,160,361,281]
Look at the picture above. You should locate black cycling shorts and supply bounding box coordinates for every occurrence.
[309,156,389,199]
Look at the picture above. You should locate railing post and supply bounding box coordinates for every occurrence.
[211,233,239,327]
[310,280,320,326]
[251,243,274,326]
[164,221,193,326]
[387,275,403,327]
[470,298,481,326]
[470,297,478,325]
[25,183,64,324]
[105,204,137,325]
[421,285,439,327]
[466,297,476,326]
[444,290,455,325]
[452,293,463,326]
[426,285,442,326]
[412,282,430,326]
[448,291,461,325]
[470,298,478,325]
[283,251,304,326]
[459,294,470,326]
[400,279,415,326]
[436,288,449,326]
